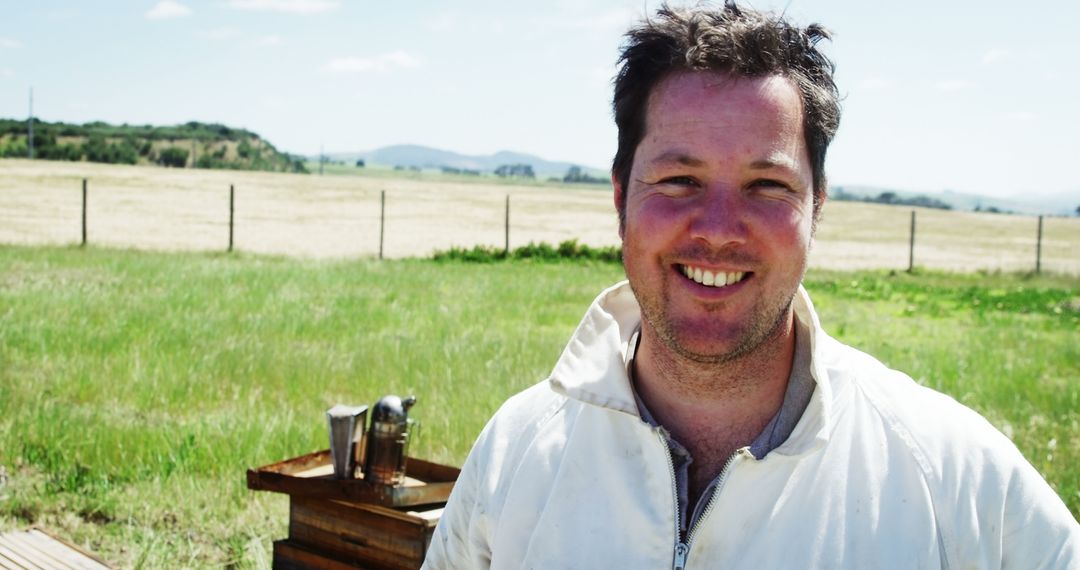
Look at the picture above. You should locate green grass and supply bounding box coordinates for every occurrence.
[0,245,1077,567]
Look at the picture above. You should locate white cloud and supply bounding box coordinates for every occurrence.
[0,38,22,49]
[981,48,1013,65]
[227,0,339,14]
[935,79,975,92]
[255,34,283,46]
[0,68,13,78]
[322,51,421,73]
[146,0,192,20]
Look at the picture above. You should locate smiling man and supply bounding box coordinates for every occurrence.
[424,3,1079,569]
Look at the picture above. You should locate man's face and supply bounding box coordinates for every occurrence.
[616,71,817,363]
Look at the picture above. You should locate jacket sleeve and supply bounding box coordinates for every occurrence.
[999,453,1080,569]
[857,368,1079,568]
[422,433,494,569]
[422,381,564,568]
[933,406,1080,568]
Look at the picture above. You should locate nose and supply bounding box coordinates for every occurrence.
[687,186,749,247]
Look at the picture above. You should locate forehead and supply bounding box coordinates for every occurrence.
[644,72,805,139]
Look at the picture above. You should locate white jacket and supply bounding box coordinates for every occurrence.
[425,282,1079,569]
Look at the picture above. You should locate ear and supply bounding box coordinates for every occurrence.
[811,188,827,236]
[814,187,827,222]
[612,173,626,240]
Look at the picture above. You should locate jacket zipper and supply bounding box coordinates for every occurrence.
[658,430,687,570]
[664,436,747,570]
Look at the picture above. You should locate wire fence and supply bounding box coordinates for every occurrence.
[1,165,1078,275]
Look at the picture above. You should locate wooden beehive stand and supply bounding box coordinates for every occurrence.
[247,450,459,570]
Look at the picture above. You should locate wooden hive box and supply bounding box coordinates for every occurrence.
[248,449,459,569]
[274,499,443,570]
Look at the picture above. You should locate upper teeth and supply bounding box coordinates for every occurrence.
[682,265,746,288]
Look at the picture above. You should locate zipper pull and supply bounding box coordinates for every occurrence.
[673,541,689,570]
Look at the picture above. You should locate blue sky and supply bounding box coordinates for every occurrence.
[1,0,1078,201]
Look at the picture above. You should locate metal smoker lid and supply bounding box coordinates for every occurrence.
[371,395,416,423]
[326,404,367,419]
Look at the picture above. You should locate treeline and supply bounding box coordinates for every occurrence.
[562,165,608,185]
[832,187,952,210]
[494,163,535,178]
[433,239,621,263]
[0,119,307,173]
[492,164,608,185]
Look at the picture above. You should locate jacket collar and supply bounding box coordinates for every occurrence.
[548,281,643,416]
[549,280,832,456]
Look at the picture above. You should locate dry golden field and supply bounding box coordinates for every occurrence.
[2,158,1078,274]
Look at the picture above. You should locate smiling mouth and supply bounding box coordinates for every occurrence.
[679,264,749,288]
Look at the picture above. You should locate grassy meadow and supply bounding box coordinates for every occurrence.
[1,244,1078,567]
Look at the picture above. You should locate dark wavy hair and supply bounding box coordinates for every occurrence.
[612,2,840,224]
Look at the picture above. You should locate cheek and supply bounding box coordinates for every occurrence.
[753,204,814,250]
[626,195,689,237]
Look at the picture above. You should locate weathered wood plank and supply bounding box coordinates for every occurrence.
[0,530,110,570]
[274,539,371,570]
[0,536,45,570]
[248,450,458,507]
[0,534,59,570]
[25,530,109,570]
[289,498,425,561]
[288,523,408,570]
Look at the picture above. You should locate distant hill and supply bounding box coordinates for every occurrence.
[324,144,606,180]
[935,189,1078,217]
[833,185,1077,217]
[0,119,307,173]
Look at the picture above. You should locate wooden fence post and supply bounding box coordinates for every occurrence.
[81,178,87,247]
[379,190,386,260]
[504,194,510,255]
[228,184,235,253]
[907,210,916,273]
[1035,215,1043,274]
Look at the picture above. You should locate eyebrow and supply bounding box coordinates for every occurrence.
[650,151,706,167]
[749,158,795,171]
[647,152,805,178]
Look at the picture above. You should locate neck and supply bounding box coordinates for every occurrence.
[633,310,796,451]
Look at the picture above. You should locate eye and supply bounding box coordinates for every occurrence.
[658,176,698,187]
[750,178,790,190]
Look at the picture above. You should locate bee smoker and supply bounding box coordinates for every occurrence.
[326,404,368,479]
[362,395,416,486]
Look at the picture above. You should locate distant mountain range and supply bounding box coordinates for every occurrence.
[317,144,1076,216]
[321,144,606,180]
[834,185,1078,217]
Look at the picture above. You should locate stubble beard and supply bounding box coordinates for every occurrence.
[639,281,796,367]
[627,241,804,367]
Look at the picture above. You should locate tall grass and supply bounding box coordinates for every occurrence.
[0,245,1076,567]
